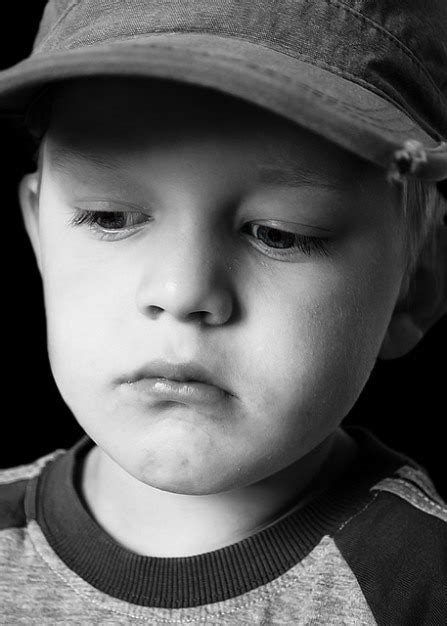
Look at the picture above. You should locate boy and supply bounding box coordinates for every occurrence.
[1,0,446,623]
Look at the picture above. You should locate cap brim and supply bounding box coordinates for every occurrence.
[0,33,440,172]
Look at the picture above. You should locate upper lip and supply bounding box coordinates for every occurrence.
[121,360,233,395]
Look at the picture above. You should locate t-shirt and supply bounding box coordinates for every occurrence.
[1,425,446,625]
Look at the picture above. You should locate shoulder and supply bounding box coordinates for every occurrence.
[334,461,447,624]
[0,449,65,530]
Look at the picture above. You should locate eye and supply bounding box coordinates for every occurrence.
[92,212,144,230]
[250,224,295,249]
[242,223,329,258]
[69,209,152,240]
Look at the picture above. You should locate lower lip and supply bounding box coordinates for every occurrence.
[122,378,230,406]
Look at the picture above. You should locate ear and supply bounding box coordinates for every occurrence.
[379,223,447,360]
[18,171,42,274]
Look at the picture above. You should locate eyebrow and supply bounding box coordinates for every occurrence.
[48,144,124,174]
[47,144,350,191]
[256,164,349,191]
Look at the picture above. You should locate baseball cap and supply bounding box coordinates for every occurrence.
[0,0,446,187]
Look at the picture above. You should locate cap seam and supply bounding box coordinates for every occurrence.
[35,0,81,51]
[33,33,443,140]
[37,28,444,138]
[118,37,444,140]
[35,0,445,104]
[324,0,444,101]
[1,38,441,142]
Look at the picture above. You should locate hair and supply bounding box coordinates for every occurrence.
[399,177,446,277]
[22,82,446,281]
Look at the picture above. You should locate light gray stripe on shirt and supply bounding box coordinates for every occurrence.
[0,449,65,485]
[0,521,377,625]
[371,465,447,523]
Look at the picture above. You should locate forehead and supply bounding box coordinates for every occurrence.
[43,77,380,191]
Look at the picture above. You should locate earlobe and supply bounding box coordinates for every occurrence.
[18,172,42,274]
[378,312,424,360]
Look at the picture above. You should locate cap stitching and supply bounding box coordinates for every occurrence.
[101,37,440,139]
[37,0,444,104]
[205,42,442,138]
[323,0,444,101]
[5,38,439,141]
[35,0,81,52]
[44,27,443,137]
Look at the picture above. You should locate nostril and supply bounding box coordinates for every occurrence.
[136,271,234,324]
[145,305,208,323]
[147,305,164,319]
[188,310,208,322]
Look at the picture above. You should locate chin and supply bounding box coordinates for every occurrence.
[135,456,246,496]
[139,474,230,496]
[150,481,224,496]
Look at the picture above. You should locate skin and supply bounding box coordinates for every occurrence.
[20,77,410,557]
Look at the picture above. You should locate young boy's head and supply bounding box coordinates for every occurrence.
[1,0,446,497]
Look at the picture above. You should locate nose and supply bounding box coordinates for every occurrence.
[135,220,235,326]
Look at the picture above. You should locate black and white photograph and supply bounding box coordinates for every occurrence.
[1,1,446,623]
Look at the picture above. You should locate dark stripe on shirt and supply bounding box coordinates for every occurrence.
[0,479,28,529]
[334,490,447,625]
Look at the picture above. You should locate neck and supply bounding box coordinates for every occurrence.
[81,428,357,557]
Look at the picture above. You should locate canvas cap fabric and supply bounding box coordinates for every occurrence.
[0,0,446,186]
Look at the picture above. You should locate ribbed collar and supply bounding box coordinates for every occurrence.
[24,426,409,609]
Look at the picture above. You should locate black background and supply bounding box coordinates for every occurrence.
[1,3,446,499]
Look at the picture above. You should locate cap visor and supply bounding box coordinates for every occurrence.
[0,33,440,171]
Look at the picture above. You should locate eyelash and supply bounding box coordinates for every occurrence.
[70,209,151,236]
[241,223,328,258]
[69,209,329,258]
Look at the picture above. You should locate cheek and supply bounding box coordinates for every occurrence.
[40,226,132,394]
[247,255,401,428]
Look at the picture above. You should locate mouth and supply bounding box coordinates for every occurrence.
[118,359,235,406]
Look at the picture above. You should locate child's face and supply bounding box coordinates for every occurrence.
[22,78,406,494]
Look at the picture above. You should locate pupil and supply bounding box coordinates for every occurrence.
[98,212,126,229]
[258,226,295,248]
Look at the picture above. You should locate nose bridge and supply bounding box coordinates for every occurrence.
[135,213,233,323]
[163,218,218,292]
